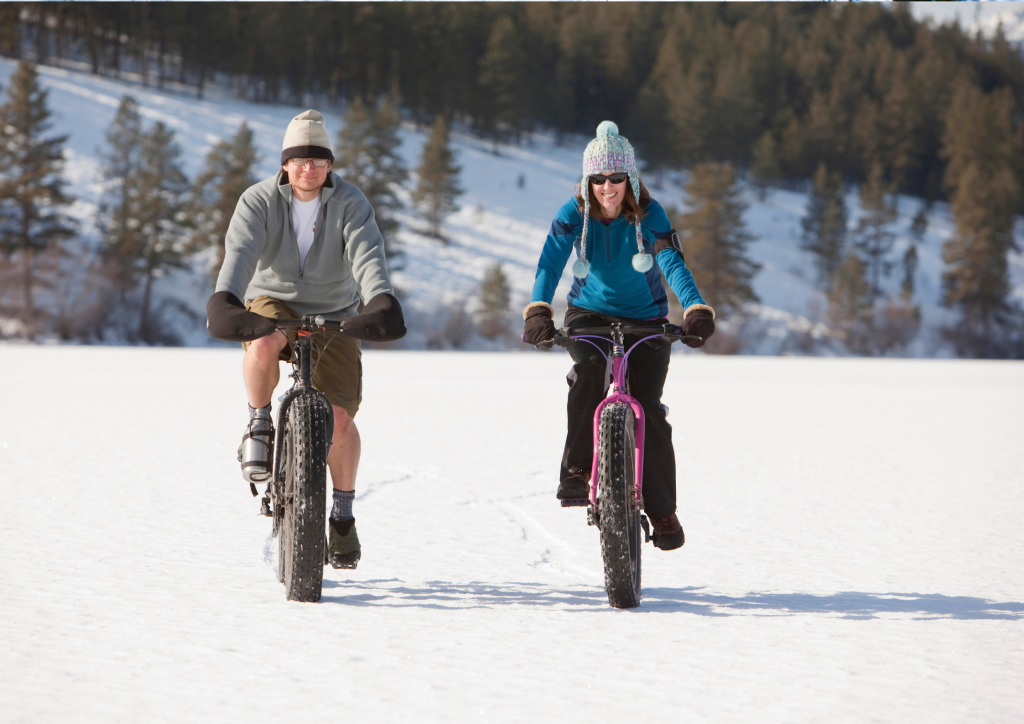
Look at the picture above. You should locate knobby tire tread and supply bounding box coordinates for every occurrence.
[598,403,642,609]
[278,394,328,602]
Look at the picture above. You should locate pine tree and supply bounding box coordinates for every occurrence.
[900,203,928,303]
[133,123,191,343]
[412,115,462,241]
[99,109,191,344]
[98,96,145,294]
[677,162,760,317]
[190,122,259,280]
[900,245,918,303]
[478,14,530,146]
[334,97,408,265]
[0,5,20,58]
[0,62,78,339]
[853,163,896,300]
[801,164,848,288]
[477,261,510,339]
[827,254,873,355]
[940,79,1022,358]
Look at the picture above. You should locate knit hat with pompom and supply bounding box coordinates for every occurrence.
[574,121,650,279]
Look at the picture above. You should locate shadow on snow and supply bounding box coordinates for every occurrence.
[318,580,1024,620]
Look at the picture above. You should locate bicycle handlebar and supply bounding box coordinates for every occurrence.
[530,323,702,348]
[272,315,345,333]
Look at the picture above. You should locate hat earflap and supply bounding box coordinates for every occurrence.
[627,172,652,273]
[574,174,591,279]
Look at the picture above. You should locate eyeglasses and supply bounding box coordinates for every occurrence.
[289,158,330,168]
[590,173,628,185]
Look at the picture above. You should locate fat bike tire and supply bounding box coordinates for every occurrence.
[597,402,642,609]
[277,393,328,602]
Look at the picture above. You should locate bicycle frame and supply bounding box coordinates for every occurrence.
[568,325,669,512]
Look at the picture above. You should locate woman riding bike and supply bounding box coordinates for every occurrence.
[522,121,715,552]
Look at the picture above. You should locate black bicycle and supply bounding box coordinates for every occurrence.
[209,289,405,603]
[254,315,343,603]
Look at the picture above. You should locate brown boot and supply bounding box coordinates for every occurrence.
[651,513,685,551]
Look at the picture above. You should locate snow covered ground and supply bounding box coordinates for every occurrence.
[3,347,1022,722]
[2,56,1021,354]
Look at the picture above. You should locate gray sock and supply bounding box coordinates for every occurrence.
[331,489,355,522]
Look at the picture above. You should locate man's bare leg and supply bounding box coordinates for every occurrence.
[328,405,360,492]
[243,331,288,409]
[245,333,359,493]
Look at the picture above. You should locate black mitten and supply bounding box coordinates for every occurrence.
[206,292,277,342]
[523,304,556,346]
[681,308,715,348]
[341,293,407,342]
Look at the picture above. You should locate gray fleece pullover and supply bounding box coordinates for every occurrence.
[215,171,394,318]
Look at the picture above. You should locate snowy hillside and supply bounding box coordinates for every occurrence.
[3,347,1023,722]
[1,57,1022,354]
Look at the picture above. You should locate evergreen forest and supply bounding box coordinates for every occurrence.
[0,2,1022,356]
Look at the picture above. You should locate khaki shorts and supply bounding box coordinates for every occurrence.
[242,296,362,418]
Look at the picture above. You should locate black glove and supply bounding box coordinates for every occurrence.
[341,293,406,342]
[206,291,277,343]
[523,304,556,346]
[681,308,715,348]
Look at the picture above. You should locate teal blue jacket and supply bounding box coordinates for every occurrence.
[530,197,705,319]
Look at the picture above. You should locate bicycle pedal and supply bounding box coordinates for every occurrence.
[640,513,651,543]
[560,498,589,508]
[587,504,599,526]
[260,496,273,517]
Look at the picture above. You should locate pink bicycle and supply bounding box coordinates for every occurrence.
[545,322,697,608]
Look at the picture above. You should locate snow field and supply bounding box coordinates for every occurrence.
[2,347,1022,722]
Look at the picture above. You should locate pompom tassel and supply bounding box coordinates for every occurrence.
[632,253,653,273]
[572,258,590,279]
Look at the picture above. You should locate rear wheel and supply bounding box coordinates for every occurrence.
[277,394,328,602]
[597,403,642,609]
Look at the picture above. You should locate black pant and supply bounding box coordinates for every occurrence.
[560,306,678,519]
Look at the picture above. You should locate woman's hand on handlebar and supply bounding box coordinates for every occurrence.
[523,304,556,348]
[681,309,715,348]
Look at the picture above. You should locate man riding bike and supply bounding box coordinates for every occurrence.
[206,110,405,570]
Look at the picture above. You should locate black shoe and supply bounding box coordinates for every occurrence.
[651,513,685,551]
[327,518,361,569]
[556,476,590,500]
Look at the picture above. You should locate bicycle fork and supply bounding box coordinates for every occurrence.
[587,345,646,524]
[262,332,335,518]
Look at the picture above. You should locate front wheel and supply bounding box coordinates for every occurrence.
[597,402,642,609]
[277,393,328,602]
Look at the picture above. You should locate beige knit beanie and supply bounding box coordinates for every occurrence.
[281,110,334,165]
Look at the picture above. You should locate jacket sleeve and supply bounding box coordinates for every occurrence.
[215,187,269,301]
[530,202,580,304]
[206,291,277,342]
[658,252,705,310]
[644,200,706,310]
[341,293,406,342]
[343,194,395,304]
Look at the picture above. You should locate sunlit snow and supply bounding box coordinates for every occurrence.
[2,347,1022,722]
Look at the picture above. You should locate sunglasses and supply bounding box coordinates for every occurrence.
[590,173,628,185]
[289,158,331,168]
